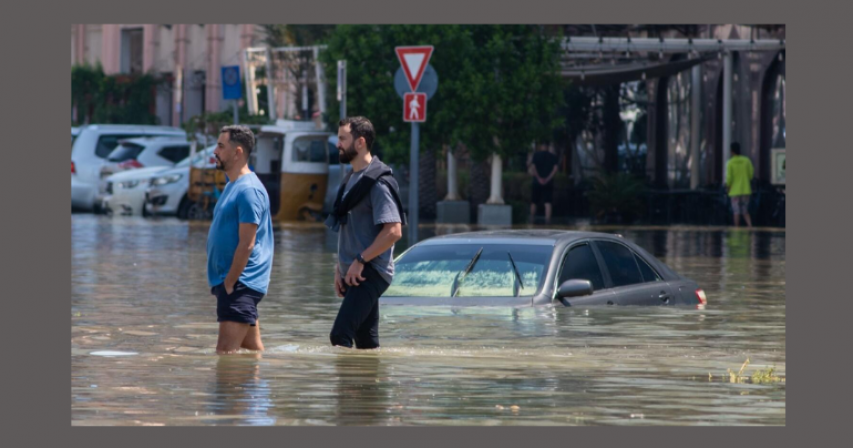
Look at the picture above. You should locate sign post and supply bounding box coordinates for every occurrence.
[337,60,347,121]
[395,46,434,245]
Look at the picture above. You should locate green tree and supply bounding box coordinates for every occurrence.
[71,63,161,126]
[320,25,565,217]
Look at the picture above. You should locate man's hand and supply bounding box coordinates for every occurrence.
[345,261,367,287]
[334,266,346,298]
[537,176,546,185]
[225,282,235,295]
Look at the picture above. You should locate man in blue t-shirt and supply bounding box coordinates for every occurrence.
[207,125,274,355]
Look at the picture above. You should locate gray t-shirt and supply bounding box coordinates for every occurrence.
[337,160,402,285]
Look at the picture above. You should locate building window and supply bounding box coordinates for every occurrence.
[121,28,143,74]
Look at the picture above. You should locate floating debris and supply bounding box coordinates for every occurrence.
[90,350,138,357]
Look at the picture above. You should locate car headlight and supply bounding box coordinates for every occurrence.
[118,180,141,189]
[151,174,183,186]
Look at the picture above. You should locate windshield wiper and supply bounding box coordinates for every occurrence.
[450,247,484,297]
[507,252,525,296]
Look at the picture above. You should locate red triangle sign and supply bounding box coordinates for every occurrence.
[395,46,434,92]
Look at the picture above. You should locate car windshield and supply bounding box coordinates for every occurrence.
[386,243,553,297]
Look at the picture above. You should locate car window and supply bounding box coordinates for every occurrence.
[328,141,339,165]
[292,137,328,163]
[596,241,643,287]
[158,145,190,164]
[635,253,661,282]
[177,148,213,168]
[386,244,552,297]
[96,134,144,158]
[558,243,605,291]
[107,142,145,162]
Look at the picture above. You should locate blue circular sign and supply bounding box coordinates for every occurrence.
[395,64,438,100]
[224,67,239,86]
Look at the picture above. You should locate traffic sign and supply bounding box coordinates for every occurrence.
[395,64,438,100]
[221,66,241,100]
[395,46,434,92]
[404,92,427,123]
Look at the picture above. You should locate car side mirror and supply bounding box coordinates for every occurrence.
[557,279,594,299]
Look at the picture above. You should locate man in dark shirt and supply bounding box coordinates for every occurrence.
[528,143,558,224]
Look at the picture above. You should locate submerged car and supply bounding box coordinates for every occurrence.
[382,230,707,308]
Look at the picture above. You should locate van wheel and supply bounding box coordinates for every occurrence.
[188,202,212,221]
[177,196,192,220]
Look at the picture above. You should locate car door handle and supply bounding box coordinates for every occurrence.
[658,292,670,302]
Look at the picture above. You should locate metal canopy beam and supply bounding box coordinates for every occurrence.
[562,37,785,54]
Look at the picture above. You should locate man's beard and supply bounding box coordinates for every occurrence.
[215,156,225,171]
[338,142,358,164]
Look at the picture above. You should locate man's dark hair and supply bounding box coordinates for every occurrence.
[339,116,375,151]
[730,142,741,155]
[220,125,256,158]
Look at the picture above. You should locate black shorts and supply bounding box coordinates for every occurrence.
[532,181,554,204]
[211,281,264,326]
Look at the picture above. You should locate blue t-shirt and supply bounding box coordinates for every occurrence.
[206,172,274,294]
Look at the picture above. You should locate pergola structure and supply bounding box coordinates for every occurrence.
[559,36,785,185]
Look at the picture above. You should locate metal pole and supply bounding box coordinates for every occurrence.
[690,64,701,189]
[232,100,238,125]
[243,50,258,116]
[337,60,347,120]
[265,48,276,121]
[409,122,419,245]
[314,47,326,118]
[722,51,732,184]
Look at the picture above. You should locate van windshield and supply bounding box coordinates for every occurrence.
[292,137,328,163]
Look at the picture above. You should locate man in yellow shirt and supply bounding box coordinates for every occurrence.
[726,142,754,228]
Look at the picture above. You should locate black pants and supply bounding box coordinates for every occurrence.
[330,264,390,349]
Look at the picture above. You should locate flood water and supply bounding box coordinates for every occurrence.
[71,215,785,426]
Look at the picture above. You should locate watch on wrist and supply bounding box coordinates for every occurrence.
[356,253,367,265]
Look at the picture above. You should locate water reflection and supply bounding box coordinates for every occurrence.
[207,355,275,426]
[333,354,389,425]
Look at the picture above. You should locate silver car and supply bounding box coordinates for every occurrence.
[382,230,707,308]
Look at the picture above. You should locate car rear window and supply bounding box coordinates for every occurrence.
[635,254,661,282]
[107,142,145,162]
[159,145,190,164]
[596,241,644,287]
[96,134,144,158]
[386,243,552,297]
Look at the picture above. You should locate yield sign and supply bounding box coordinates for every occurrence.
[395,46,434,92]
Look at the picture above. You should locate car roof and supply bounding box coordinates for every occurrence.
[118,136,188,146]
[80,124,186,133]
[415,229,629,247]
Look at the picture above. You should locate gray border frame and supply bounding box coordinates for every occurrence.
[12,0,845,445]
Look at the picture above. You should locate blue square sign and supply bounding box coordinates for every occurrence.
[221,66,241,100]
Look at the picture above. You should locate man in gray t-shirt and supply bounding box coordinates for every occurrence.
[324,116,404,349]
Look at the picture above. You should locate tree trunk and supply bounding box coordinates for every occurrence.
[469,156,491,222]
[419,145,437,220]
